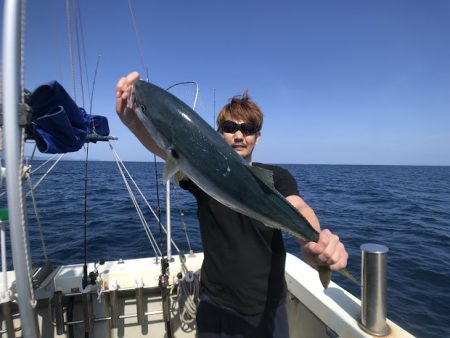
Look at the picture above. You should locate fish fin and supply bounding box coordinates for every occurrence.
[248,166,275,188]
[163,152,179,182]
[318,265,332,289]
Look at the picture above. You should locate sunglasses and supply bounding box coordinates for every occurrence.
[219,120,259,136]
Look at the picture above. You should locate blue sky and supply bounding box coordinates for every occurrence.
[8,0,450,164]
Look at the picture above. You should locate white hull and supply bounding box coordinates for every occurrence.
[0,253,414,337]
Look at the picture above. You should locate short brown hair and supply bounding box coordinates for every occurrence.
[217,89,263,132]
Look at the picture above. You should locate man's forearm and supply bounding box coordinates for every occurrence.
[127,120,166,160]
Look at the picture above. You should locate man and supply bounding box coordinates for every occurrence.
[116,72,348,337]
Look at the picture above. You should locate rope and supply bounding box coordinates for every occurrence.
[176,270,200,325]
[18,129,36,308]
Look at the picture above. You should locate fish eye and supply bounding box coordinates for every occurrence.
[170,148,179,159]
[140,105,146,112]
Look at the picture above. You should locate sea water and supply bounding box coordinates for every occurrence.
[1,161,449,337]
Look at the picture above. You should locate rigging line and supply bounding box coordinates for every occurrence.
[109,144,160,252]
[116,163,161,259]
[73,0,85,107]
[26,154,65,195]
[25,174,48,263]
[109,144,162,258]
[109,144,181,253]
[65,0,77,101]
[127,0,149,81]
[29,142,37,163]
[76,0,91,106]
[30,153,60,174]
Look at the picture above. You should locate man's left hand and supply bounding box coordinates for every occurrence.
[302,229,348,271]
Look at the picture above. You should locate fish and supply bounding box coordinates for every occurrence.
[129,80,358,289]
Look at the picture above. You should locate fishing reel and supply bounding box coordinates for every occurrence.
[82,258,105,289]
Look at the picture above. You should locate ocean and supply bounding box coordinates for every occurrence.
[2,160,449,337]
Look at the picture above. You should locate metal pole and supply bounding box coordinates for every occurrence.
[359,243,390,336]
[3,0,39,337]
[166,180,171,261]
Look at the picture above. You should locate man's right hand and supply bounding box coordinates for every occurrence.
[115,71,141,128]
[115,72,167,159]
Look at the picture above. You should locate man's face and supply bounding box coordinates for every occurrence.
[220,119,261,162]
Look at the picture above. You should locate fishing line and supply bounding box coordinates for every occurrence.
[127,0,149,81]
[65,0,77,100]
[65,0,91,292]
[126,9,173,335]
[171,183,192,253]
[153,155,165,259]
[89,55,101,117]
[73,0,85,107]
[126,0,167,258]
[82,143,90,289]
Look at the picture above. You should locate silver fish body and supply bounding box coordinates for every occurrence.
[131,80,319,242]
[130,80,358,288]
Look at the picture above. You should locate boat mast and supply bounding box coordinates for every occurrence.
[2,0,39,337]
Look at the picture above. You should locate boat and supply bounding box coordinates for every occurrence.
[0,0,415,337]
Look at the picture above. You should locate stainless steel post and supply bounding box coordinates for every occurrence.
[359,243,390,336]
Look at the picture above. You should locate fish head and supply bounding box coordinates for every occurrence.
[128,80,177,151]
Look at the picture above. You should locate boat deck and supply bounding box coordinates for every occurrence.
[1,253,414,337]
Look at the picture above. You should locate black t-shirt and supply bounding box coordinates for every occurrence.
[180,163,300,315]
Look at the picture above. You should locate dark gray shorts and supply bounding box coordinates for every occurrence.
[196,291,290,338]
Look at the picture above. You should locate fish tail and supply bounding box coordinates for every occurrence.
[339,268,360,286]
[318,265,332,289]
[318,266,359,289]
